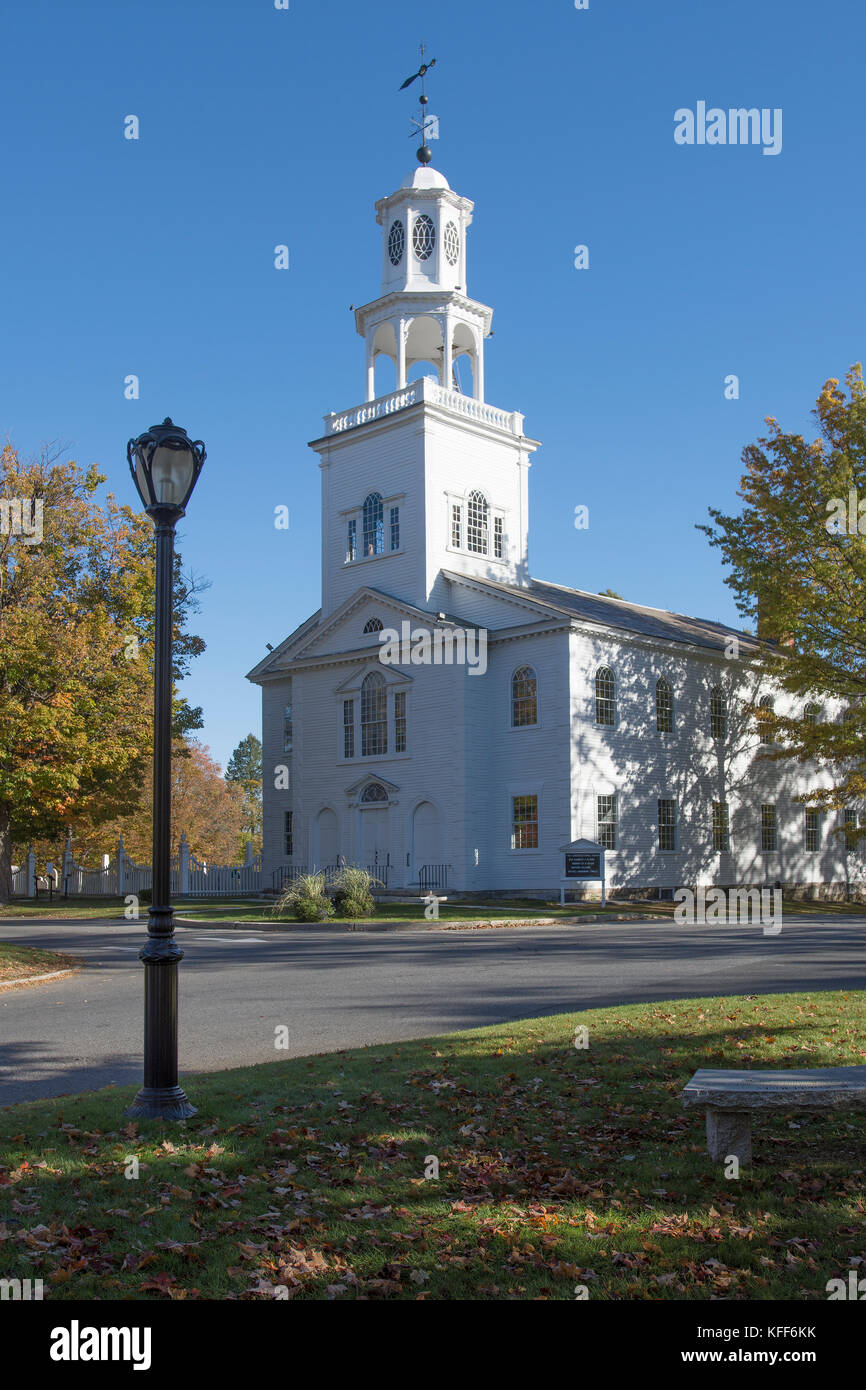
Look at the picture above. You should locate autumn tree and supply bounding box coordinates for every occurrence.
[86,739,246,864]
[700,365,866,839]
[0,445,206,898]
[225,733,263,852]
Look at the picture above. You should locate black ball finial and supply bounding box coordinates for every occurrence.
[417,144,433,164]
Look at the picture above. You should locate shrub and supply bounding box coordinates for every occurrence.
[331,865,379,918]
[272,872,334,922]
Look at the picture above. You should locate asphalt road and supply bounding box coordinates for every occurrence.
[1,915,865,1106]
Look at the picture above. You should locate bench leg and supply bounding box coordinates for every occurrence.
[706,1108,752,1165]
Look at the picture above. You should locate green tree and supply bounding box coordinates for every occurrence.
[0,445,206,897]
[700,365,866,840]
[225,732,263,852]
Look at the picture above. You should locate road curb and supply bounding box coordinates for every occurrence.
[0,966,79,991]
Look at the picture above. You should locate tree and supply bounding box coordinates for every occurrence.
[225,733,263,852]
[79,739,246,865]
[0,445,206,899]
[700,365,866,840]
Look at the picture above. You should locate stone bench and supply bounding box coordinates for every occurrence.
[682,1066,866,1164]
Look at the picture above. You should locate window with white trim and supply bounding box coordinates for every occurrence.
[511,795,538,849]
[761,803,778,852]
[343,699,354,759]
[389,506,400,552]
[395,690,407,752]
[656,676,673,733]
[710,685,727,741]
[451,504,462,548]
[595,667,616,725]
[712,801,730,852]
[805,809,821,852]
[467,490,489,555]
[658,798,677,851]
[361,671,387,756]
[363,493,384,556]
[284,811,293,857]
[597,794,617,850]
[511,666,538,727]
[346,519,356,563]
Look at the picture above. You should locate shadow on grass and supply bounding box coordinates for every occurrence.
[0,990,863,1301]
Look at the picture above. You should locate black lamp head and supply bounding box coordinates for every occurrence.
[127,417,206,517]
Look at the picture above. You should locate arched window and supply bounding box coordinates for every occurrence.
[361,782,388,803]
[512,666,538,727]
[467,490,489,555]
[710,685,727,741]
[361,671,387,756]
[363,617,383,634]
[362,493,384,556]
[595,667,616,726]
[804,702,820,726]
[656,676,674,733]
[758,694,775,745]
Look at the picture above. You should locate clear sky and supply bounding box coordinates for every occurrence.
[2,0,864,770]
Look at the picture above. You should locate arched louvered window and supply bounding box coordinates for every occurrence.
[758,694,775,745]
[595,667,616,726]
[467,490,489,555]
[512,666,538,727]
[710,685,727,741]
[656,676,674,733]
[361,782,388,803]
[362,493,384,556]
[804,702,820,726]
[363,617,383,634]
[361,671,387,756]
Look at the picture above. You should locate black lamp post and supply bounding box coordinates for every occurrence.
[124,417,206,1121]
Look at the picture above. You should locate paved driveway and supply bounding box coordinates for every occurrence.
[1,915,864,1105]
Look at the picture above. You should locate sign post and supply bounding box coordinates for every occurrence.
[559,838,606,907]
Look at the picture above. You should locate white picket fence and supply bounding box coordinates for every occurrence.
[12,832,263,899]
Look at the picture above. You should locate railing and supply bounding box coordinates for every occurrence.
[272,864,392,891]
[324,376,524,439]
[10,865,28,896]
[419,864,450,892]
[186,859,263,896]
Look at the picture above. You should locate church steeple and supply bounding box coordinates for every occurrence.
[354,164,493,403]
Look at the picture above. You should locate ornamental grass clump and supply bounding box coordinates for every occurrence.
[331,865,379,918]
[272,872,334,922]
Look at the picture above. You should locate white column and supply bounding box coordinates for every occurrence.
[365,336,375,402]
[396,319,407,390]
[442,315,453,391]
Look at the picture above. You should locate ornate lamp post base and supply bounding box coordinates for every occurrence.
[125,1085,196,1121]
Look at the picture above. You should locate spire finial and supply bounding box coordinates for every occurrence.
[399,42,437,165]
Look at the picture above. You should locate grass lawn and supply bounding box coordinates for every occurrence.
[0,942,78,984]
[1,991,864,1300]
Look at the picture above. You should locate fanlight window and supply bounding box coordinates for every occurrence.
[710,685,727,741]
[467,490,489,555]
[388,220,404,266]
[595,667,616,726]
[758,694,775,745]
[656,676,674,733]
[363,617,383,634]
[412,214,436,261]
[361,782,388,804]
[362,493,384,556]
[512,666,538,727]
[361,671,387,756]
[444,221,459,266]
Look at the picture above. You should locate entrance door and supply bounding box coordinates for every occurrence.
[361,808,389,873]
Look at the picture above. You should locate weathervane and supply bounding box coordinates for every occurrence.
[400,42,437,165]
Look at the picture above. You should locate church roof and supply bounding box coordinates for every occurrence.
[445,572,762,655]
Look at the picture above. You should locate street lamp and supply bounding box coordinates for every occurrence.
[125,418,206,1120]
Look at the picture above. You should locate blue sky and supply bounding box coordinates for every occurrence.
[2,0,864,770]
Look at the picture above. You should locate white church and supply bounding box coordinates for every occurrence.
[247,150,861,899]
